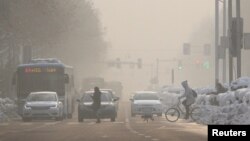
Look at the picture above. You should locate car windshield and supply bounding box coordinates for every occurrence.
[81,93,111,102]
[134,93,159,100]
[27,93,57,102]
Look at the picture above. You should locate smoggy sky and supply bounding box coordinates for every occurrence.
[91,0,214,61]
[90,0,216,89]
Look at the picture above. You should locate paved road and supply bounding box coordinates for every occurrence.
[0,95,207,141]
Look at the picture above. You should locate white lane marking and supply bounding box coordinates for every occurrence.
[157,126,167,130]
[66,122,79,125]
[0,123,9,126]
[138,133,144,136]
[125,118,129,123]
[152,139,159,141]
[44,122,58,126]
[88,122,95,125]
[113,121,124,124]
[20,122,33,126]
[131,131,138,134]
[102,135,109,138]
[145,136,151,138]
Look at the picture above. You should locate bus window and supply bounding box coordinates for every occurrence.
[64,74,69,83]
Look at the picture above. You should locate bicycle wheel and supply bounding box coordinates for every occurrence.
[165,108,180,122]
[190,107,201,121]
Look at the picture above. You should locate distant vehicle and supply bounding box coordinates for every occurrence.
[22,91,63,121]
[77,91,119,122]
[100,89,120,111]
[105,81,123,96]
[12,58,75,118]
[88,89,119,100]
[160,86,184,94]
[81,77,105,92]
[100,89,119,99]
[130,91,163,117]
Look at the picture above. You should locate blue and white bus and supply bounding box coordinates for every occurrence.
[13,58,75,118]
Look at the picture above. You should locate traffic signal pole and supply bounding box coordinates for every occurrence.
[215,0,219,85]
[236,0,241,78]
[222,0,227,83]
[228,0,233,84]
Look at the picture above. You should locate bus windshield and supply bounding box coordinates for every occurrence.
[18,73,64,98]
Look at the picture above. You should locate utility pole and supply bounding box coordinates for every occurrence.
[222,0,227,83]
[215,0,219,85]
[156,58,159,87]
[236,0,241,78]
[228,0,233,84]
[171,69,174,85]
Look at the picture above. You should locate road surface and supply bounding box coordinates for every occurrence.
[0,93,207,141]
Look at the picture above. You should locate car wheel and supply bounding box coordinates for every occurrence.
[22,117,31,122]
[157,113,162,117]
[67,113,73,119]
[131,112,135,117]
[78,116,83,122]
[111,117,115,122]
[78,113,83,122]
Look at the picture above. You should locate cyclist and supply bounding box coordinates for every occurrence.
[178,80,196,119]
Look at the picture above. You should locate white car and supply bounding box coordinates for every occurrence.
[130,91,163,117]
[22,91,63,121]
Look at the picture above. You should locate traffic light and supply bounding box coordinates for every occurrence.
[116,58,121,68]
[231,17,243,57]
[194,59,202,68]
[203,61,210,69]
[137,58,142,69]
[183,43,191,55]
[178,60,183,70]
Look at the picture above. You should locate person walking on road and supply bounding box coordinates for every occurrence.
[91,86,102,123]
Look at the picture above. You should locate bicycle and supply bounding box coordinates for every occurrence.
[165,99,201,122]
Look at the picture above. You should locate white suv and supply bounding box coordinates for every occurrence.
[130,91,163,117]
[22,91,63,121]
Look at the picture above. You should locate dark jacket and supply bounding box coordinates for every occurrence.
[91,91,101,110]
[179,81,195,106]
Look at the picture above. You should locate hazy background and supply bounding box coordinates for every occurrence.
[91,0,215,91]
[1,0,250,96]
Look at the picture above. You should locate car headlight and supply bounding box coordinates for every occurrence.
[50,104,58,109]
[155,104,162,108]
[24,105,31,109]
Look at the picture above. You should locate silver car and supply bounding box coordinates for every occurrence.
[22,91,63,121]
[130,91,163,117]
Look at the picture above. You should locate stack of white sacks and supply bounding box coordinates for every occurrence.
[160,77,250,125]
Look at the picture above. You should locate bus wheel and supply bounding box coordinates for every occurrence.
[78,116,83,122]
[56,116,63,121]
[111,117,115,122]
[22,117,32,122]
[67,114,72,119]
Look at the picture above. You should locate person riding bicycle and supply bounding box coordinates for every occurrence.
[178,80,196,119]
[91,86,102,123]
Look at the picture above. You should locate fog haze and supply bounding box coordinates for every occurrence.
[91,0,214,90]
